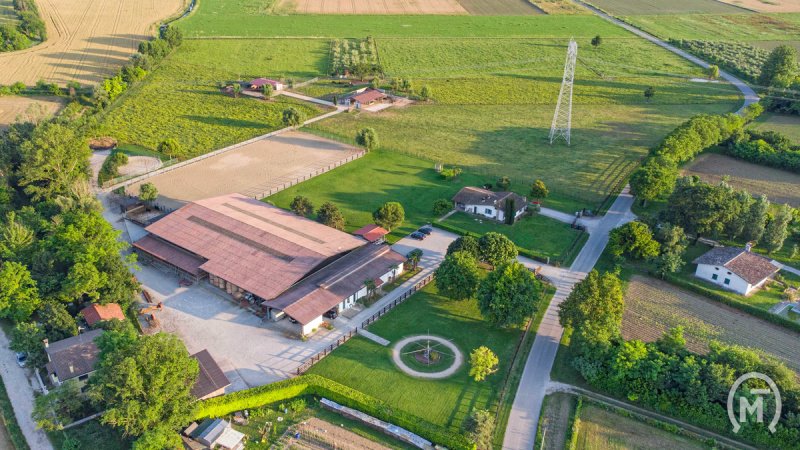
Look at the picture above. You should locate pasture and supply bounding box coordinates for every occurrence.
[750,113,800,143]
[280,0,469,15]
[624,13,800,42]
[682,153,800,207]
[573,403,706,450]
[0,0,184,85]
[0,96,64,129]
[622,275,800,372]
[585,0,747,14]
[717,0,800,13]
[307,282,525,431]
[92,39,325,157]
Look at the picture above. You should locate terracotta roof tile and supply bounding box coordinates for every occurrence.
[80,303,126,326]
[353,224,389,242]
[694,247,780,285]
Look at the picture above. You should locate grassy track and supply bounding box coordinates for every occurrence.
[623,13,800,42]
[587,0,747,15]
[92,39,326,157]
[307,282,526,431]
[750,113,800,143]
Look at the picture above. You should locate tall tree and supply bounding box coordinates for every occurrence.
[290,196,314,217]
[16,123,90,202]
[316,202,345,230]
[446,235,480,260]
[32,381,84,431]
[741,194,770,243]
[10,321,47,367]
[435,251,480,300]
[529,179,549,203]
[157,139,182,158]
[477,262,540,328]
[468,346,499,382]
[466,410,494,450]
[608,221,660,260]
[558,270,624,351]
[629,157,677,204]
[282,108,303,127]
[591,35,602,48]
[0,261,40,322]
[89,332,199,437]
[372,201,404,231]
[707,64,720,80]
[355,128,378,151]
[759,45,798,88]
[138,183,158,203]
[478,232,518,268]
[496,176,510,191]
[40,301,78,341]
[643,86,655,102]
[763,204,793,253]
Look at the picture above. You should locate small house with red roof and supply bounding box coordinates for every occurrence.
[249,78,284,91]
[348,88,388,108]
[353,224,389,243]
[80,303,126,327]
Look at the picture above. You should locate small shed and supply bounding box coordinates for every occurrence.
[353,224,389,243]
[80,303,126,327]
[249,78,283,91]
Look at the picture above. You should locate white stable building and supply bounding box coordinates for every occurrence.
[452,187,527,223]
[692,246,780,296]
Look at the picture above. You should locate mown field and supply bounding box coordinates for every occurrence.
[587,0,747,15]
[750,113,800,143]
[308,282,525,432]
[92,39,325,157]
[623,13,800,43]
[622,275,800,372]
[682,153,800,207]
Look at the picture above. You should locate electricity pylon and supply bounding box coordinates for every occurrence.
[549,39,578,145]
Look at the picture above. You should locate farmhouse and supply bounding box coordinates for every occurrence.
[693,246,780,295]
[79,303,126,327]
[249,77,283,91]
[132,194,406,335]
[452,186,528,223]
[44,329,103,387]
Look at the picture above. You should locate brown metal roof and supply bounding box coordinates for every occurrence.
[191,350,230,399]
[452,187,527,209]
[267,244,406,325]
[45,329,103,382]
[143,194,364,301]
[133,235,205,276]
[694,247,780,285]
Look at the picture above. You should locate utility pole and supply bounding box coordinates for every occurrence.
[549,39,578,145]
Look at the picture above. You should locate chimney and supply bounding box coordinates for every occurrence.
[69,364,74,374]
[43,339,48,348]
[745,242,753,252]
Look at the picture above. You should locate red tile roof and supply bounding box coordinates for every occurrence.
[80,303,126,326]
[249,78,280,88]
[351,89,387,105]
[353,224,389,242]
[143,194,364,301]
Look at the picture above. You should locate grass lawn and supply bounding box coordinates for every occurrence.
[443,212,581,263]
[307,282,534,432]
[48,420,131,450]
[623,13,800,43]
[750,113,800,144]
[92,39,326,158]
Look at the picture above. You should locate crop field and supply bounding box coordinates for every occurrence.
[573,403,706,449]
[623,13,800,43]
[93,39,325,157]
[455,0,542,15]
[682,153,800,207]
[750,113,800,143]
[717,0,800,13]
[586,0,747,14]
[279,0,468,15]
[124,131,361,209]
[0,0,184,85]
[0,96,64,129]
[308,283,524,431]
[0,0,17,26]
[532,0,589,14]
[622,275,800,372]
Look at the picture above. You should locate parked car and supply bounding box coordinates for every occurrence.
[324,309,338,320]
[418,226,433,235]
[410,231,426,241]
[15,352,26,368]
[288,316,299,324]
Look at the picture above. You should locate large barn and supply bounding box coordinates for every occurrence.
[132,194,406,335]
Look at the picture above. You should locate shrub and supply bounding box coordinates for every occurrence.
[433,198,452,216]
[98,151,129,184]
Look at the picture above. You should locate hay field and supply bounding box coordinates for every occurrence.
[682,153,800,207]
[0,0,184,86]
[125,131,361,209]
[0,96,64,129]
[622,275,800,371]
[717,0,800,12]
[281,0,467,14]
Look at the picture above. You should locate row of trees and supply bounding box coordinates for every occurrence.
[291,196,407,232]
[760,45,799,115]
[725,128,800,173]
[558,270,800,448]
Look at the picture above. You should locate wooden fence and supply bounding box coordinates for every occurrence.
[295,272,435,376]
[248,150,365,199]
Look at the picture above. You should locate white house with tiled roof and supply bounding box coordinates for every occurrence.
[693,246,780,296]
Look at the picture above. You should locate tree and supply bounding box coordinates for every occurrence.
[355,127,378,151]
[742,194,770,242]
[763,204,793,253]
[496,176,510,191]
[231,83,241,98]
[420,85,432,101]
[432,198,452,216]
[160,26,183,48]
[316,202,345,230]
[707,64,720,80]
[17,123,90,202]
[466,409,494,450]
[468,346,499,382]
[40,302,78,341]
[608,221,660,260]
[89,332,199,437]
[406,248,423,271]
[655,251,684,278]
[477,262,540,328]
[591,35,602,48]
[759,45,798,88]
[363,279,377,300]
[32,381,84,431]
[282,107,303,127]
[478,232,518,268]
[10,321,46,367]
[133,427,183,450]
[435,251,480,300]
[138,183,158,203]
[370,77,380,89]
[157,139,182,158]
[558,270,624,350]
[0,261,40,322]
[102,75,127,102]
[529,179,549,203]
[290,196,314,217]
[372,202,404,231]
[262,83,274,99]
[504,198,516,225]
[643,86,655,102]
[446,235,480,260]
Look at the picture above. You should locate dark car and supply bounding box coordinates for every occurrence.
[324,309,339,320]
[418,226,433,235]
[410,231,426,240]
[288,316,299,324]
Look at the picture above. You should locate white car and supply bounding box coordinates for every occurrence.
[15,352,26,368]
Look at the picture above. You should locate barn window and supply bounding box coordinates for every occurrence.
[724,278,731,285]
[485,208,492,214]
[712,274,718,281]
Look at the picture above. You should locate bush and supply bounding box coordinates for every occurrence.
[433,198,452,216]
[97,151,129,184]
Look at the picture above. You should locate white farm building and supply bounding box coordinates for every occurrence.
[452,187,527,223]
[692,246,780,296]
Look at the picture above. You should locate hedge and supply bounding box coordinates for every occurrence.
[195,374,475,450]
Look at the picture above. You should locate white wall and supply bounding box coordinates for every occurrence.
[302,316,324,335]
[695,264,752,295]
[464,204,499,220]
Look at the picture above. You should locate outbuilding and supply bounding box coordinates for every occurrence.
[249,78,283,91]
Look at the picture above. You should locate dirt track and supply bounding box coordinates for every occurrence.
[0,96,64,129]
[0,0,184,86]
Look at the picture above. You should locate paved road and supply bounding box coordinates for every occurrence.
[576,0,758,113]
[773,260,800,278]
[0,330,54,450]
[503,186,635,450]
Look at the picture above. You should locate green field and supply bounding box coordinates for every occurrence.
[0,0,18,27]
[750,113,800,143]
[587,0,747,15]
[92,39,326,157]
[623,13,800,42]
[308,282,526,431]
[443,212,581,262]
